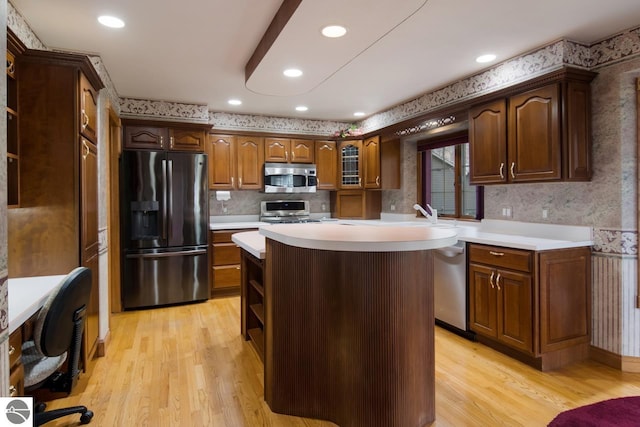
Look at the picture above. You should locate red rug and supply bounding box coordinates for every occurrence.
[548,396,640,426]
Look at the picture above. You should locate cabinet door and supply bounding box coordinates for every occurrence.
[207,134,236,189]
[124,125,168,150]
[496,269,533,353]
[237,136,264,190]
[508,84,561,182]
[79,72,99,143]
[265,138,290,162]
[468,263,498,338]
[469,99,507,184]
[330,189,381,219]
[363,136,381,189]
[81,138,99,262]
[170,129,206,152]
[564,81,592,181]
[290,139,314,163]
[338,140,363,188]
[315,140,337,190]
[80,137,100,365]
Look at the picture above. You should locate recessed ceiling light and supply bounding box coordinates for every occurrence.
[354,112,365,117]
[321,25,347,38]
[476,54,497,63]
[228,99,242,106]
[98,15,125,29]
[283,68,303,78]
[295,106,308,112]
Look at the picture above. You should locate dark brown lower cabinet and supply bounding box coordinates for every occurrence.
[239,249,265,361]
[210,229,257,297]
[469,243,591,370]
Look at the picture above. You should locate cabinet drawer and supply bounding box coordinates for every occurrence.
[213,265,241,288]
[211,229,255,243]
[213,243,241,265]
[469,244,532,272]
[9,362,24,397]
[9,329,22,369]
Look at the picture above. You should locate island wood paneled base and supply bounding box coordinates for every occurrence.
[264,239,435,427]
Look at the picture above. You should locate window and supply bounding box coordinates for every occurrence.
[418,136,483,220]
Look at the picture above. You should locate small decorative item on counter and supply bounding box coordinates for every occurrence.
[333,124,363,138]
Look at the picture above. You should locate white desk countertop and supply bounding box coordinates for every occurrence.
[8,275,65,334]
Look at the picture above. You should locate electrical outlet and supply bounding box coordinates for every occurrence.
[542,208,549,219]
[390,203,396,211]
[501,206,513,218]
[321,203,326,211]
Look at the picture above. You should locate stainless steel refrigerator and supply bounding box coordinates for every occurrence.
[120,150,209,309]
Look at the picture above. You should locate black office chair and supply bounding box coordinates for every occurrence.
[21,267,94,425]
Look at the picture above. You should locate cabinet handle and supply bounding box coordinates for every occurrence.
[81,110,89,131]
[496,273,501,290]
[160,136,164,147]
[489,271,495,289]
[358,177,362,187]
[231,177,234,187]
[376,176,380,186]
[170,136,175,146]
[8,345,15,356]
[285,151,289,161]
[239,177,242,188]
[82,140,90,159]
[9,385,16,396]
[236,266,240,270]
[291,151,295,161]
[489,251,504,257]
[7,59,15,75]
[499,162,505,180]
[510,162,516,179]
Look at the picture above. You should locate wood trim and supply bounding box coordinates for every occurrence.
[622,356,640,373]
[7,28,26,56]
[590,345,622,370]
[244,0,302,82]
[96,330,111,357]
[108,106,123,313]
[121,118,211,132]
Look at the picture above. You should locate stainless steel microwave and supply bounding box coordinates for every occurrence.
[264,163,317,193]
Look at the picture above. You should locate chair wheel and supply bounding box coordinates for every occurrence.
[80,410,94,424]
[35,403,47,413]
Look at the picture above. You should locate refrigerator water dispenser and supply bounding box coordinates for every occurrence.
[131,200,160,240]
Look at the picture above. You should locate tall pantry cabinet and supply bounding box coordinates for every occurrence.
[7,49,103,370]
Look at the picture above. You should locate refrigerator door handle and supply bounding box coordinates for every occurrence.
[161,159,168,240]
[167,159,174,241]
[125,248,208,259]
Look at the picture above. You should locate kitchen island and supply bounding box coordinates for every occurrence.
[234,223,456,427]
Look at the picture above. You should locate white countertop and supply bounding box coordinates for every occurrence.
[8,275,66,334]
[224,217,593,255]
[232,231,266,259]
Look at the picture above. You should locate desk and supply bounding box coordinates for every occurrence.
[8,275,65,334]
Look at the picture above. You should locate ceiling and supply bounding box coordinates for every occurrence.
[9,0,640,122]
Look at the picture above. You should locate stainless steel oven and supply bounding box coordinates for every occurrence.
[264,163,317,193]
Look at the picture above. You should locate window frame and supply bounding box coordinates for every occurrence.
[417,133,484,220]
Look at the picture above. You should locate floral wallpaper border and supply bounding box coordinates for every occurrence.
[593,229,638,256]
[119,98,210,124]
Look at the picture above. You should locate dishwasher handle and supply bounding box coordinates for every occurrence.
[434,245,465,258]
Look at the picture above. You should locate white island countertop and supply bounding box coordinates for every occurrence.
[233,223,457,257]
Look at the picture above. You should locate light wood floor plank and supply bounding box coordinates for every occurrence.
[39,297,640,426]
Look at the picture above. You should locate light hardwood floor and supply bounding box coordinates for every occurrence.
[42,297,640,426]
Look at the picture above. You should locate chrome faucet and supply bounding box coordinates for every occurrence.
[413,203,438,224]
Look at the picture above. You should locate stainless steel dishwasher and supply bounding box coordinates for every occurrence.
[433,241,473,338]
